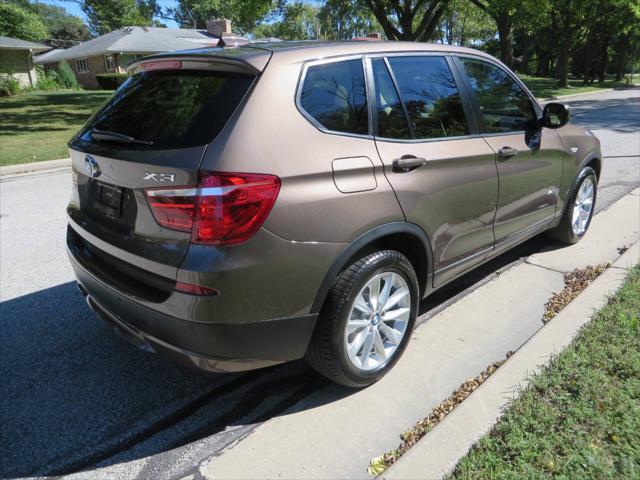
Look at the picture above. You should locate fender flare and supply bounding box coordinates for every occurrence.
[310,222,434,314]
[560,151,601,218]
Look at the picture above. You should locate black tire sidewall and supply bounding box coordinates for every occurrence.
[330,252,419,386]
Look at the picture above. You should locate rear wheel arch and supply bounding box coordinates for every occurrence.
[310,222,433,314]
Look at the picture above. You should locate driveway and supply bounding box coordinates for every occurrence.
[1,87,638,479]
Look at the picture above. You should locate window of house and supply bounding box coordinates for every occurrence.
[386,56,470,140]
[75,59,89,73]
[459,58,536,133]
[104,55,115,71]
[299,59,368,135]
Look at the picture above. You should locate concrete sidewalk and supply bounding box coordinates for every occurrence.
[384,242,639,479]
[198,191,639,480]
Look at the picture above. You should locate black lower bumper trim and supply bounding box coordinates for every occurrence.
[69,249,318,372]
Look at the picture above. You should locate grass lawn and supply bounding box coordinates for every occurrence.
[452,265,640,479]
[520,74,640,99]
[0,90,112,166]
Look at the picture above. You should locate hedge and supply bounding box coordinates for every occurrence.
[96,73,129,90]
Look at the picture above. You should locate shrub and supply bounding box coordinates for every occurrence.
[57,61,79,89]
[95,73,129,90]
[36,70,61,90]
[0,74,21,97]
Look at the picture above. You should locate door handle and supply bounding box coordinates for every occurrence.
[497,146,519,159]
[392,155,427,173]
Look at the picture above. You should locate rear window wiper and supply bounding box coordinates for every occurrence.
[90,128,154,146]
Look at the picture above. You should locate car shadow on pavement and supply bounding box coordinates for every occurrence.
[0,234,565,478]
[0,282,328,478]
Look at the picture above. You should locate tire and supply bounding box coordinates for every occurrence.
[306,250,419,388]
[547,166,597,244]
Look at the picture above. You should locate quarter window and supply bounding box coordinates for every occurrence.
[371,58,410,139]
[460,58,536,133]
[75,58,89,73]
[300,59,368,135]
[387,56,470,139]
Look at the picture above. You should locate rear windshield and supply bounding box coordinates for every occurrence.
[78,70,255,149]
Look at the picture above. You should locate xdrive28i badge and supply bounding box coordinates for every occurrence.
[84,156,100,178]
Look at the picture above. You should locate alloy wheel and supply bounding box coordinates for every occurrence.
[572,177,595,235]
[344,271,411,371]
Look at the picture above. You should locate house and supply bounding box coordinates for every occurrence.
[0,36,50,87]
[33,22,247,89]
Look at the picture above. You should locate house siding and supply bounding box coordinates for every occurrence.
[0,48,37,87]
[70,54,119,89]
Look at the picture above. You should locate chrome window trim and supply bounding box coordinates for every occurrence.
[295,55,374,140]
[372,132,485,144]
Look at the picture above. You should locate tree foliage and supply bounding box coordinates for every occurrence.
[252,2,319,40]
[1,1,91,42]
[318,0,380,40]
[79,0,160,35]
[437,0,493,46]
[0,2,48,41]
[162,0,276,34]
[28,2,92,41]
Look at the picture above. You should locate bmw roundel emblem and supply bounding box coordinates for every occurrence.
[84,155,101,178]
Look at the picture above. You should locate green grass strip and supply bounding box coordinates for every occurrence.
[452,265,640,479]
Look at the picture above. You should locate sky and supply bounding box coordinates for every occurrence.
[40,0,181,28]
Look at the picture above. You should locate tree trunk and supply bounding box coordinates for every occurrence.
[614,35,629,82]
[598,36,610,83]
[557,41,570,87]
[537,50,550,77]
[495,13,514,68]
[520,38,530,74]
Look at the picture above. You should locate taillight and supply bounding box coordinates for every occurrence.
[145,172,280,246]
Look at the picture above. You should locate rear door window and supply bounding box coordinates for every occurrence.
[371,58,411,139]
[386,56,470,139]
[459,58,536,133]
[299,59,368,135]
[79,70,255,148]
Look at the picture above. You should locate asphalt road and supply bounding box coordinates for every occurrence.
[1,87,638,479]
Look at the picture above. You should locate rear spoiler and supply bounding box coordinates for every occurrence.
[127,50,272,76]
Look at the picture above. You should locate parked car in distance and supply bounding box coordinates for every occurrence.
[67,41,601,387]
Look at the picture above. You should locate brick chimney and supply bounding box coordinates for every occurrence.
[206,19,232,37]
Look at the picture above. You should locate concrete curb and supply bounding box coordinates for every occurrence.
[0,158,71,177]
[538,85,639,102]
[383,243,639,480]
[537,88,615,102]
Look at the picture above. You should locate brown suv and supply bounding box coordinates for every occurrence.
[67,41,601,387]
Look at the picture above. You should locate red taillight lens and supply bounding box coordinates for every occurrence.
[145,172,280,246]
[145,188,196,232]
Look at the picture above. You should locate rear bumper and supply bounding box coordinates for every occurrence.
[68,246,318,372]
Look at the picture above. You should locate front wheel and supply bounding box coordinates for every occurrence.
[548,166,597,244]
[306,250,419,388]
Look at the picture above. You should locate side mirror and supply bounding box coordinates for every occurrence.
[541,102,570,129]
